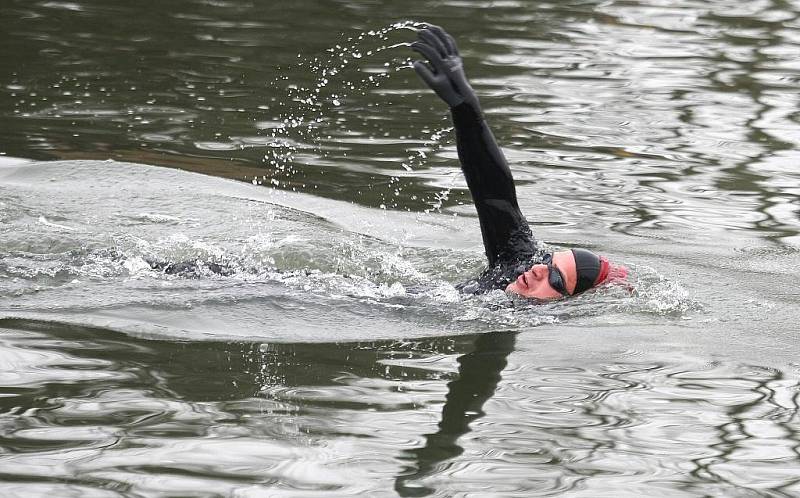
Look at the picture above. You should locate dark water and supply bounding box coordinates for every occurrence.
[2,0,800,496]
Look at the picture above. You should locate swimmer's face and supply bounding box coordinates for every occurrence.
[505,250,577,300]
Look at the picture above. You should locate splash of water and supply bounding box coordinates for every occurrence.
[258,21,460,212]
[260,22,421,179]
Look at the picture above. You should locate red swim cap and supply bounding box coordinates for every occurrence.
[596,256,611,285]
[596,256,628,285]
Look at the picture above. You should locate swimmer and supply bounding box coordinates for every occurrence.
[411,25,627,299]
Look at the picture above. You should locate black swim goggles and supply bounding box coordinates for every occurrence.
[541,252,570,297]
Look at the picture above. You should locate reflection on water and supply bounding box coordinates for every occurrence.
[2,0,800,495]
[1,319,799,496]
[395,331,516,496]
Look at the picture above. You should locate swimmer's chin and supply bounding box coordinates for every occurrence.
[504,282,560,301]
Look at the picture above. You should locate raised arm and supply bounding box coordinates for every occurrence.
[411,25,537,268]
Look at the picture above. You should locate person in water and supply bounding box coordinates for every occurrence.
[411,25,627,299]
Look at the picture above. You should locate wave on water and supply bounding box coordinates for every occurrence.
[0,160,695,341]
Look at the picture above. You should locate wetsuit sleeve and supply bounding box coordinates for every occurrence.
[450,102,536,267]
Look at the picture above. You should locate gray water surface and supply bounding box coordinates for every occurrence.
[2,0,800,496]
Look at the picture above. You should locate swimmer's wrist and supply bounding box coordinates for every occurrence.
[451,100,484,123]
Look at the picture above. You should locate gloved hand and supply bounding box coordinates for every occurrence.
[411,25,480,110]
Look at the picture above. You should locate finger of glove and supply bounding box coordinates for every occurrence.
[413,60,439,88]
[411,41,444,69]
[426,25,458,56]
[418,29,449,59]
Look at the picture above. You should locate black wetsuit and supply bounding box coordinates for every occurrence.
[451,102,540,294]
[147,260,234,277]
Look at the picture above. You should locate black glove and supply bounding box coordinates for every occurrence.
[411,25,480,110]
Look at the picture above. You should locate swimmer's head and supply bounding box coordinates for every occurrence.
[505,248,627,300]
